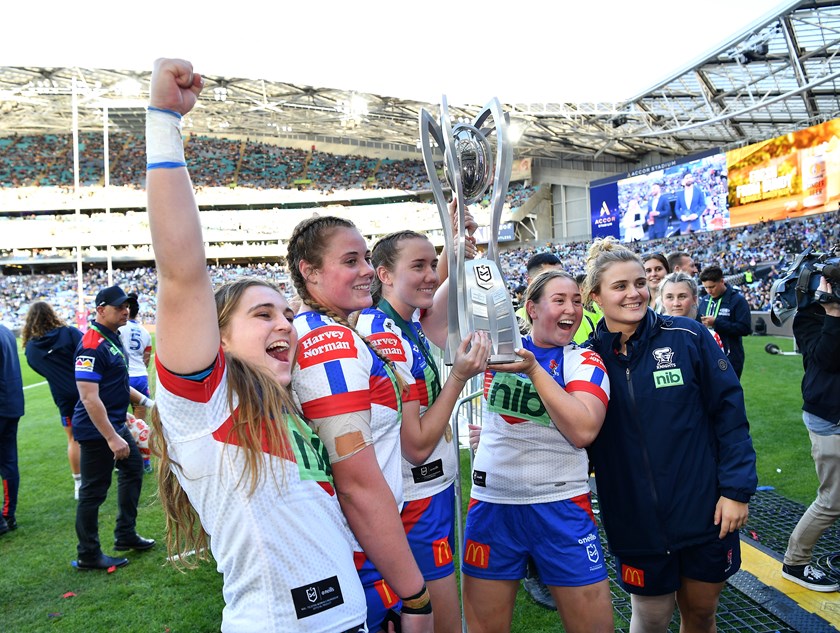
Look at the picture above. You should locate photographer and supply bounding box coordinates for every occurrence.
[781,276,840,593]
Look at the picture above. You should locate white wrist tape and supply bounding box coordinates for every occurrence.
[140,395,155,409]
[146,107,186,169]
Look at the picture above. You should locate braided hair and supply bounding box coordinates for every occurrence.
[287,216,406,392]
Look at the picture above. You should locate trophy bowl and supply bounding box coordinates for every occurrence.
[444,123,493,205]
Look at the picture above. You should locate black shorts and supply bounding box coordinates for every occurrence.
[614,530,741,596]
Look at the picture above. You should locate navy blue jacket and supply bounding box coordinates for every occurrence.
[72,322,130,442]
[697,284,752,377]
[794,306,840,424]
[25,325,83,418]
[587,310,757,557]
[0,324,24,419]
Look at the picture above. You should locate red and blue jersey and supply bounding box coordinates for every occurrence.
[293,311,405,506]
[472,337,610,504]
[357,308,456,501]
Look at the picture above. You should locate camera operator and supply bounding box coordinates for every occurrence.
[781,276,840,593]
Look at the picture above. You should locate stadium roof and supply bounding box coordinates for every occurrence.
[1,0,839,164]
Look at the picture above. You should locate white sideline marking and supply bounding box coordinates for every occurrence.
[24,381,47,390]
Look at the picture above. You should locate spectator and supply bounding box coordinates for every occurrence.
[642,252,670,312]
[667,251,698,277]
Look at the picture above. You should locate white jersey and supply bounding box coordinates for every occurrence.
[155,351,366,633]
[356,307,456,501]
[471,337,610,505]
[119,320,152,378]
[293,311,405,507]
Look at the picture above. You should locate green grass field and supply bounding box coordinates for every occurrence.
[0,334,815,632]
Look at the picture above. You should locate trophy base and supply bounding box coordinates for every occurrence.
[488,353,523,365]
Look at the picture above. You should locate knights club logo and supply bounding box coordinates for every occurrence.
[548,358,559,376]
[652,347,675,369]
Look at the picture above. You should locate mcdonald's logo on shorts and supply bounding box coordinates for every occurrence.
[433,537,452,567]
[463,539,490,569]
[621,564,645,588]
[373,578,400,609]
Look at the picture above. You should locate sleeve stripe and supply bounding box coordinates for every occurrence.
[300,390,372,419]
[566,380,609,409]
[155,349,225,403]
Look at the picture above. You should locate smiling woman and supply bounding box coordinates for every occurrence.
[584,237,757,633]
[144,57,367,633]
[463,269,614,633]
[287,217,435,633]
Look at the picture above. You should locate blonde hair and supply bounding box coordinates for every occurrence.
[659,272,699,318]
[151,278,311,569]
[581,237,643,305]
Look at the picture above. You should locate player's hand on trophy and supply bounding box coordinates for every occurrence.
[491,347,533,374]
[451,331,491,384]
[150,58,204,116]
[448,197,478,259]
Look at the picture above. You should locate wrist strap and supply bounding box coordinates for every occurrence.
[146,107,186,170]
[400,584,432,615]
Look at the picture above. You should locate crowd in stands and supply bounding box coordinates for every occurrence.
[501,210,839,312]
[0,263,290,330]
[1,210,837,331]
[0,133,537,213]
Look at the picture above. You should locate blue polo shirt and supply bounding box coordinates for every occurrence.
[71,321,130,442]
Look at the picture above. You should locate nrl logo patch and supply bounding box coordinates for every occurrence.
[474,264,493,290]
[652,347,675,369]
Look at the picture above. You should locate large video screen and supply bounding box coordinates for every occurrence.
[728,118,840,226]
[590,118,840,241]
[589,149,728,243]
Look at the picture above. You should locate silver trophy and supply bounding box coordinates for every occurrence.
[420,96,522,364]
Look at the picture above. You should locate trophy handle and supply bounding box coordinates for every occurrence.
[475,98,512,266]
[419,105,466,364]
[440,95,471,346]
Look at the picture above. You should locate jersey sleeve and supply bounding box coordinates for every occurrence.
[154,348,245,445]
[74,332,107,384]
[356,310,419,403]
[564,348,610,409]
